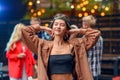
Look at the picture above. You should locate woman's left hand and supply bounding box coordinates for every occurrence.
[68,29,80,35]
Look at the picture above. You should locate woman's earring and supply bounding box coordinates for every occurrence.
[64,33,69,41]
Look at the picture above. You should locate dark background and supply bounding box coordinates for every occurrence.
[0,0,26,21]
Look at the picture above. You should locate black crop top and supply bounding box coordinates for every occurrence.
[48,54,75,75]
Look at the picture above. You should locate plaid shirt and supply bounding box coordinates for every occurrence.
[87,36,103,77]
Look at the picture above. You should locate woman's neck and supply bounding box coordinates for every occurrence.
[53,36,65,46]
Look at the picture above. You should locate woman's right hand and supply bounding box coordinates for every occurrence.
[41,27,54,39]
[17,53,26,58]
[41,27,52,34]
[31,24,54,39]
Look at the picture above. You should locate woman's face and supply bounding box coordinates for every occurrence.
[52,19,67,36]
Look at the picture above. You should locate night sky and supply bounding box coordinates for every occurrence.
[0,0,26,20]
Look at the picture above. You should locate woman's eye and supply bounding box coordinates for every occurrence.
[54,23,58,26]
[61,24,66,27]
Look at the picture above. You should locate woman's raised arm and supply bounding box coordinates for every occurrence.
[69,28,100,50]
[21,24,44,54]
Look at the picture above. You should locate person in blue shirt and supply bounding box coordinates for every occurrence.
[30,17,51,40]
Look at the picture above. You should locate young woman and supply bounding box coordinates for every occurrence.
[6,23,37,80]
[21,13,100,80]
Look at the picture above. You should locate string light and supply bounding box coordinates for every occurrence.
[94,5,98,9]
[71,4,74,9]
[28,1,33,6]
[105,7,109,11]
[84,12,88,16]
[77,5,81,9]
[37,11,42,16]
[26,0,112,18]
[30,9,34,13]
[78,13,82,17]
[101,12,105,16]
[33,13,37,17]
[76,0,110,17]
[41,8,45,13]
[82,7,86,11]
[91,9,95,13]
[36,0,40,4]
[80,3,84,7]
[27,0,47,17]
[85,1,89,5]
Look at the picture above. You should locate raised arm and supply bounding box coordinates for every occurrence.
[80,28,100,50]
[69,28,100,50]
[21,24,46,54]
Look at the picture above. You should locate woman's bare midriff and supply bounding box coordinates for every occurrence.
[51,74,73,80]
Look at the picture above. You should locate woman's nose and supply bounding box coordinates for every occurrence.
[56,24,61,28]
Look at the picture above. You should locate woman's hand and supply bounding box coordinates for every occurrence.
[41,27,52,34]
[17,53,26,58]
[68,28,87,35]
[68,29,80,35]
[40,27,54,39]
[34,64,38,73]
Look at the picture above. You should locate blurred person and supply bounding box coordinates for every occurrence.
[30,17,41,25]
[82,15,103,80]
[69,24,79,39]
[30,17,51,40]
[6,23,37,80]
[30,17,42,39]
[70,24,78,29]
[21,13,100,80]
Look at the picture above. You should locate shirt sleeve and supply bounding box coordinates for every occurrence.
[6,50,18,61]
[21,25,45,54]
[81,28,101,51]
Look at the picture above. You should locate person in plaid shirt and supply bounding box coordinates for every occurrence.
[82,15,103,80]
